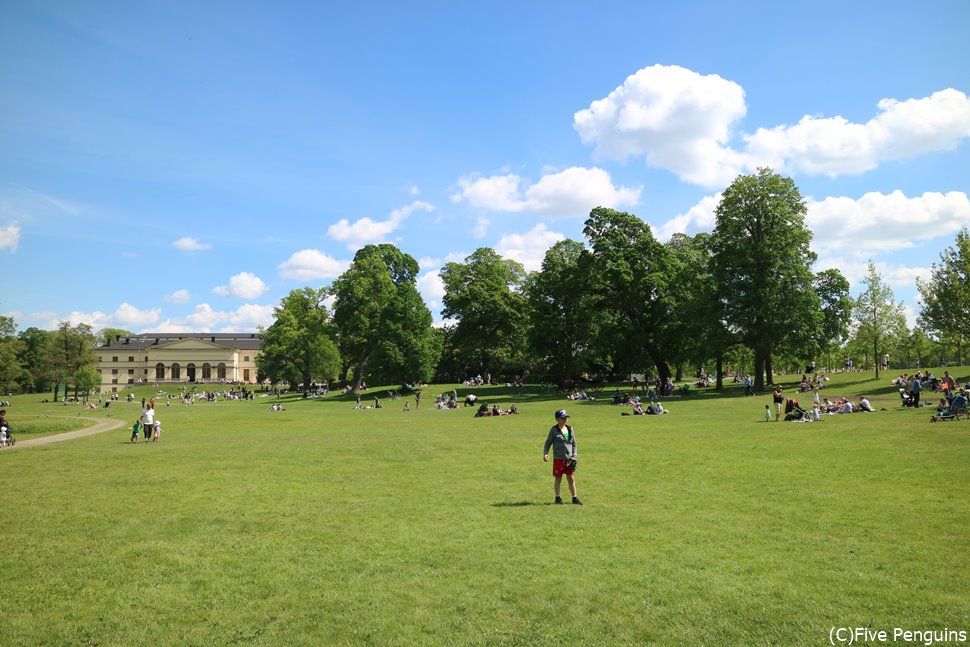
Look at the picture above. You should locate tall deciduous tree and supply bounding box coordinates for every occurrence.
[440,247,529,381]
[525,240,599,382]
[331,244,436,390]
[46,322,97,399]
[0,316,25,394]
[582,207,677,381]
[854,261,906,379]
[258,288,340,390]
[17,327,53,393]
[917,227,970,343]
[710,168,819,392]
[813,268,853,363]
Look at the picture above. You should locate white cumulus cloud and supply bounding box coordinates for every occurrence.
[173,236,212,252]
[278,249,350,281]
[213,272,269,299]
[0,222,20,252]
[495,224,566,272]
[54,303,161,331]
[417,270,446,311]
[745,89,970,176]
[452,167,640,216]
[655,194,722,242]
[164,289,191,304]
[807,190,970,256]
[175,302,275,332]
[574,65,748,187]
[328,200,434,250]
[574,64,970,187]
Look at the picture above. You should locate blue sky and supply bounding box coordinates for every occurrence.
[2,1,968,334]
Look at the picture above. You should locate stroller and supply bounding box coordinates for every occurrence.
[784,398,807,421]
[899,388,916,408]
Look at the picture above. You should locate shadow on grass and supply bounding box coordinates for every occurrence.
[491,500,550,508]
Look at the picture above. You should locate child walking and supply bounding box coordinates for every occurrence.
[130,420,141,443]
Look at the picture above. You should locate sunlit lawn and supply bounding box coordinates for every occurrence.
[1,372,967,645]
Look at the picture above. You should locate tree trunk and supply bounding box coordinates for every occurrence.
[53,383,59,401]
[351,341,377,392]
[753,350,766,393]
[873,336,879,379]
[715,351,724,391]
[765,353,774,387]
[646,343,671,382]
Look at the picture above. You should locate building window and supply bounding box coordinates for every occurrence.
[244,369,250,382]
[127,378,134,384]
[128,369,134,375]
[244,356,250,362]
[171,363,181,380]
[155,363,165,380]
[111,369,118,375]
[217,363,227,380]
[112,379,118,385]
[202,363,212,380]
[112,356,118,362]
[129,356,134,362]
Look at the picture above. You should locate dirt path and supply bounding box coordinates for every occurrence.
[9,417,128,448]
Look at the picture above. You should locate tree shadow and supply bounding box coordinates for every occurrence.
[491,500,547,508]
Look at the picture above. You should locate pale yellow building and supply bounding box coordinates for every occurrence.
[96,333,262,392]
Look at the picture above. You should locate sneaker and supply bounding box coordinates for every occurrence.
[554,497,563,505]
[572,497,583,505]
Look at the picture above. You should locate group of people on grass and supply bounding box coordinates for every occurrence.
[772,385,874,422]
[474,402,518,417]
[130,402,162,443]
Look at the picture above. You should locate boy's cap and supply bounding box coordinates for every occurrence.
[555,409,569,419]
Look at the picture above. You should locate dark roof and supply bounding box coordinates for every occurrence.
[98,333,262,351]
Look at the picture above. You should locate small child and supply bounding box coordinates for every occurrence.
[403,401,410,412]
[131,420,141,443]
[153,420,161,442]
[764,404,771,422]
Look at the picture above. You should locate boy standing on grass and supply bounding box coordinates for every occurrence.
[543,409,582,505]
[131,419,141,443]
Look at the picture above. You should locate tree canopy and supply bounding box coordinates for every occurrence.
[440,247,529,381]
[331,244,437,390]
[258,287,340,389]
[854,261,906,379]
[710,168,820,391]
[918,227,970,342]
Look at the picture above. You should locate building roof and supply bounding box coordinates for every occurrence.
[98,333,262,351]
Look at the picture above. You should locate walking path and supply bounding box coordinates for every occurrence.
[9,417,127,448]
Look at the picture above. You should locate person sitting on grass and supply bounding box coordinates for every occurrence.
[859,396,874,412]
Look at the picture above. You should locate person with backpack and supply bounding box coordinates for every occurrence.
[543,409,582,505]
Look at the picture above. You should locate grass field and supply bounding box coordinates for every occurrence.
[1,371,968,646]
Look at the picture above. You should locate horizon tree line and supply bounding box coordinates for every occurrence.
[2,169,968,396]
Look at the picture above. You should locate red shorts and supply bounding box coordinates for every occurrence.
[552,459,574,477]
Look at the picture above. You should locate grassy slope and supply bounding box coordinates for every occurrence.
[0,372,967,646]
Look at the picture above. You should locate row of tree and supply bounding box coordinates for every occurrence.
[0,321,128,398]
[250,168,943,393]
[2,169,968,396]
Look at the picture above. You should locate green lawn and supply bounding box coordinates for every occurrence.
[1,373,968,646]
